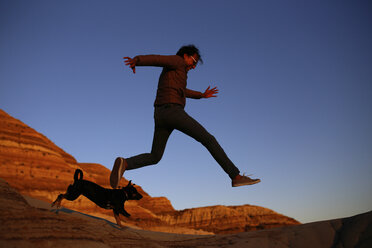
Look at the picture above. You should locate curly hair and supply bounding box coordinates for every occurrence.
[176,44,203,64]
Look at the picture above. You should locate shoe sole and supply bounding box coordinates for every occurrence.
[110,157,125,188]
[232,179,261,187]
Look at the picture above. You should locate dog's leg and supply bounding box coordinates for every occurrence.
[51,184,81,208]
[62,184,81,199]
[51,194,64,208]
[113,210,124,227]
[119,207,131,218]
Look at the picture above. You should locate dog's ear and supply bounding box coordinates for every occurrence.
[126,180,132,187]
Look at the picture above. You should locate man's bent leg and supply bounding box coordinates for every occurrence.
[126,124,172,170]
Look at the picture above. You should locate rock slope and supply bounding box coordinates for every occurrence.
[0,109,299,234]
[0,178,370,248]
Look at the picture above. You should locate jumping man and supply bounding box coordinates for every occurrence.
[110,45,261,188]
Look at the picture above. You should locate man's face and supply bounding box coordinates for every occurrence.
[183,53,199,72]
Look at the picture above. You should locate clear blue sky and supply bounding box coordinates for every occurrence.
[1,0,371,224]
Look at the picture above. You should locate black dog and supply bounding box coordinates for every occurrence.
[52,169,143,227]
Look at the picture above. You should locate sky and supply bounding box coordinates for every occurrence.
[1,0,371,224]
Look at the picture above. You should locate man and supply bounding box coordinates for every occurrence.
[110,45,260,188]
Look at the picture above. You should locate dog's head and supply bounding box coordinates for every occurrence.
[123,180,143,200]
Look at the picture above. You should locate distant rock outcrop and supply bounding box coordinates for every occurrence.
[157,205,299,234]
[0,109,299,234]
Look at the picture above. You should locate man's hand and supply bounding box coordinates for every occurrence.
[202,86,219,98]
[123,57,136,73]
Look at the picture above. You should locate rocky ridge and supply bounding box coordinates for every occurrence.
[0,109,299,234]
[157,205,299,234]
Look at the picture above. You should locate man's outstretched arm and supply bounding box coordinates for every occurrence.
[185,86,219,99]
[123,55,183,74]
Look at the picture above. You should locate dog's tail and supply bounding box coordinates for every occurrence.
[74,169,83,181]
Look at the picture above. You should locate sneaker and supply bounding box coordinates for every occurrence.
[110,157,127,189]
[232,174,261,187]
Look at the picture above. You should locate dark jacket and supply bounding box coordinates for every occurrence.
[134,55,203,107]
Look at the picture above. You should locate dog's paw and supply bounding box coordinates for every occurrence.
[51,199,61,208]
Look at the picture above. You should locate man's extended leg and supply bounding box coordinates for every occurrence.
[161,105,260,186]
[162,105,240,179]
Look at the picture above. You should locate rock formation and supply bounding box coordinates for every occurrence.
[0,109,299,234]
[157,205,299,234]
[0,178,370,248]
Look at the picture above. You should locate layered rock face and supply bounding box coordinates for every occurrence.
[157,205,299,234]
[0,109,299,234]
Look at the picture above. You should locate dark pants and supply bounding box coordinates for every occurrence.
[126,104,240,179]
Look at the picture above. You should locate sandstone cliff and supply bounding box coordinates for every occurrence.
[0,109,299,234]
[157,205,299,234]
